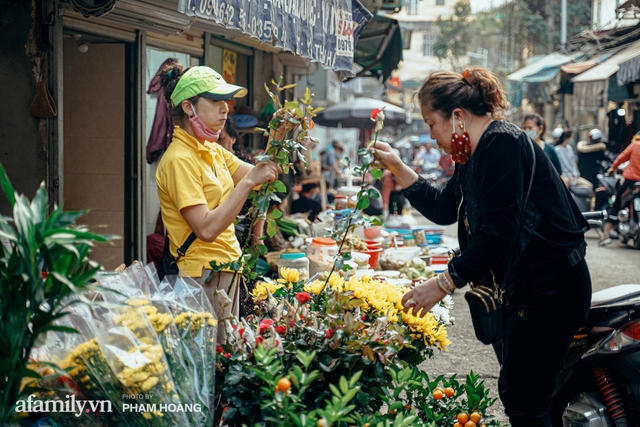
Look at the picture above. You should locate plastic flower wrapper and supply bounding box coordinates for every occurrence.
[95,304,190,426]
[95,267,205,427]
[27,305,135,427]
[157,274,217,424]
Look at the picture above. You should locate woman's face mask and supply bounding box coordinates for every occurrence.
[189,103,221,142]
[524,129,538,141]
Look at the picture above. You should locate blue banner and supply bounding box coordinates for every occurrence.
[182,0,372,73]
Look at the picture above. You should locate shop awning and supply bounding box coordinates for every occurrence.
[507,53,574,82]
[571,38,640,111]
[352,15,403,82]
[618,54,640,85]
[506,52,575,106]
[182,0,372,75]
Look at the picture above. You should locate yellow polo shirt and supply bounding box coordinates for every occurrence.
[156,127,243,277]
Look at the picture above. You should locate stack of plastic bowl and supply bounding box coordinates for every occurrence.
[358,239,383,269]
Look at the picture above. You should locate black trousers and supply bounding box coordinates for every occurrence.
[496,259,591,427]
[606,179,638,224]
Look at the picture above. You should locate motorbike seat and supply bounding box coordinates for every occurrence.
[570,185,593,198]
[591,284,640,307]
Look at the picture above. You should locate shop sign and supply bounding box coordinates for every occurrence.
[182,0,371,73]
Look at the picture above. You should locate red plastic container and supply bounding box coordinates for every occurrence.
[356,247,383,269]
[431,254,450,265]
[364,240,383,250]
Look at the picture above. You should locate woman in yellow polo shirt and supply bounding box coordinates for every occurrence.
[155,60,280,337]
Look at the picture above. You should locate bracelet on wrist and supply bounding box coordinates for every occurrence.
[437,273,455,294]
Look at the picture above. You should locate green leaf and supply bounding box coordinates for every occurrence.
[0,164,16,209]
[285,100,299,109]
[254,154,272,163]
[339,376,349,394]
[356,196,370,210]
[370,167,383,180]
[271,180,287,193]
[267,209,283,219]
[367,188,380,199]
[266,219,277,238]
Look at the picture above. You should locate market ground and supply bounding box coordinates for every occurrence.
[412,211,640,426]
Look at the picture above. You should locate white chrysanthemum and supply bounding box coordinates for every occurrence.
[440,295,454,310]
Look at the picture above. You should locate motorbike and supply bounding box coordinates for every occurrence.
[616,179,640,249]
[551,212,640,426]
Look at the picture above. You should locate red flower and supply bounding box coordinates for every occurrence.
[238,328,245,338]
[216,345,223,353]
[325,329,333,339]
[224,353,231,358]
[255,336,264,346]
[295,292,311,304]
[289,320,294,328]
[370,108,382,120]
[275,325,287,335]
[259,318,275,334]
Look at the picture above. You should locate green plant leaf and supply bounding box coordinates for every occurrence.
[370,168,383,180]
[356,196,370,210]
[271,180,287,193]
[266,210,282,220]
[266,219,277,238]
[0,164,16,209]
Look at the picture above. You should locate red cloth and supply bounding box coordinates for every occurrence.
[146,233,165,270]
[146,59,175,164]
[613,139,640,181]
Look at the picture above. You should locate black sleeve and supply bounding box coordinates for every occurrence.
[402,173,458,225]
[448,133,528,285]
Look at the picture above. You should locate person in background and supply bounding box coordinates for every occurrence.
[381,169,406,217]
[290,182,322,222]
[522,113,562,175]
[372,68,591,427]
[551,127,564,147]
[415,141,441,166]
[156,61,280,341]
[554,130,593,190]
[577,128,610,189]
[599,133,640,246]
[321,140,344,189]
[218,117,264,248]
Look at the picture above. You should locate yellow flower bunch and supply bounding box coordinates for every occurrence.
[400,311,451,350]
[174,311,218,331]
[117,344,170,393]
[120,299,175,334]
[303,273,345,295]
[251,281,285,301]
[59,338,103,378]
[126,298,151,307]
[279,267,300,284]
[342,274,450,349]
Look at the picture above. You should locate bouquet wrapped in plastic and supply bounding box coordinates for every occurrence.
[25,263,217,427]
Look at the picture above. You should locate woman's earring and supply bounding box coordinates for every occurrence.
[451,116,471,164]
[458,122,464,129]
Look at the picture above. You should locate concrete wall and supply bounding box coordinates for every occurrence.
[0,0,47,215]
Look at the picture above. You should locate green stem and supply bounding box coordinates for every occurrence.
[313,129,381,304]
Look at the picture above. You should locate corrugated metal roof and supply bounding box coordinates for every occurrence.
[571,38,640,83]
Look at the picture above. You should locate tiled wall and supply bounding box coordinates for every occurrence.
[63,39,125,270]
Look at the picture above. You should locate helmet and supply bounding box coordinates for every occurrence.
[552,127,563,139]
[589,129,603,140]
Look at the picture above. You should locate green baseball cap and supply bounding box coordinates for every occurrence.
[170,66,247,106]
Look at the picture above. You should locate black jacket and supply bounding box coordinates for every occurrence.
[403,121,588,303]
[577,140,609,188]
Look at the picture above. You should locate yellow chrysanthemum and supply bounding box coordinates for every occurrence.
[251,281,284,301]
[279,267,300,284]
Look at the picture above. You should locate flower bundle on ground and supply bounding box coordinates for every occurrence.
[25,264,217,427]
